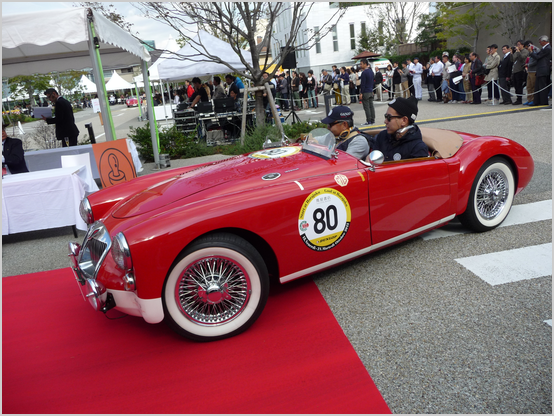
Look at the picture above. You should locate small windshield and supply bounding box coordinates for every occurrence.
[302,128,336,159]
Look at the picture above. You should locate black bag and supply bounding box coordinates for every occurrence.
[484,68,491,75]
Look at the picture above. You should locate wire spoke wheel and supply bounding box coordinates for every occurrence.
[163,233,269,341]
[475,169,509,220]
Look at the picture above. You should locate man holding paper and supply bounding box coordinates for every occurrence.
[41,88,80,147]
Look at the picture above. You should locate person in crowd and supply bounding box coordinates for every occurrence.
[411,57,423,100]
[498,45,513,104]
[484,44,500,102]
[359,58,375,126]
[189,77,209,108]
[481,46,492,102]
[225,74,241,99]
[229,89,242,112]
[299,72,309,109]
[529,35,552,106]
[392,62,402,98]
[454,54,467,102]
[41,88,79,147]
[448,54,463,103]
[173,91,180,105]
[406,58,415,97]
[425,61,436,102]
[348,67,358,102]
[320,69,333,96]
[212,76,226,100]
[185,80,195,99]
[306,70,317,108]
[462,54,474,103]
[277,73,289,111]
[373,66,383,100]
[430,56,444,102]
[202,82,211,100]
[340,66,351,105]
[524,40,540,105]
[2,123,29,174]
[469,52,484,104]
[511,40,529,105]
[385,64,394,100]
[333,68,342,105]
[261,71,275,112]
[371,96,428,162]
[399,61,410,99]
[441,54,452,103]
[291,71,301,110]
[321,106,369,160]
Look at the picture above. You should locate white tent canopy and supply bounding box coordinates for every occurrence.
[2,8,151,78]
[134,35,180,83]
[77,74,97,94]
[158,30,253,81]
[105,71,134,91]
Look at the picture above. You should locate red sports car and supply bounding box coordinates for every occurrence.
[126,96,139,107]
[69,128,534,341]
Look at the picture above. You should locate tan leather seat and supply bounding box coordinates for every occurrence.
[419,127,464,159]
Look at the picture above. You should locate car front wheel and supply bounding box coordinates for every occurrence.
[459,157,515,232]
[163,233,269,341]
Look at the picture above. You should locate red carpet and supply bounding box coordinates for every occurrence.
[3,268,390,414]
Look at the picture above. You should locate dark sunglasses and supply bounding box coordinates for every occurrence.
[328,121,342,127]
[384,114,404,122]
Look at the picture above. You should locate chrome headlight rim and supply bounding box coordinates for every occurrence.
[79,197,94,225]
[112,232,133,272]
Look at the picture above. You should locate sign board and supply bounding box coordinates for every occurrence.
[91,98,101,113]
[92,139,137,188]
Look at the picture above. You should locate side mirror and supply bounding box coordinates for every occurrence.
[369,150,385,165]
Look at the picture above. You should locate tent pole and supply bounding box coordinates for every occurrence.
[141,59,161,167]
[87,14,116,141]
[160,80,168,120]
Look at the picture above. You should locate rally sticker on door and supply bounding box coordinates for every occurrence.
[298,188,351,251]
[250,147,300,159]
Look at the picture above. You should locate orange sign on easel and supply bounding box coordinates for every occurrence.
[92,139,137,188]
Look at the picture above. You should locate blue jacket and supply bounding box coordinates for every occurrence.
[360,68,374,94]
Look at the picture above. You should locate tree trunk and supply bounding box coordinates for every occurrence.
[255,90,266,127]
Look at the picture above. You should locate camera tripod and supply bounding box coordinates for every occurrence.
[284,93,301,124]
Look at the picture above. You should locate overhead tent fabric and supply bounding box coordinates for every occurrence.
[2,8,150,78]
[105,71,134,91]
[158,30,253,81]
[134,35,180,83]
[2,7,163,165]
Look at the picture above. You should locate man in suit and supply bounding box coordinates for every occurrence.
[498,45,513,104]
[2,123,29,174]
[529,35,552,106]
[41,88,79,147]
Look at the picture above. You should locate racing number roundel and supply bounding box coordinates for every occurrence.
[250,147,300,159]
[298,188,351,251]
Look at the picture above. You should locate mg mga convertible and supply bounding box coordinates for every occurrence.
[69,128,534,341]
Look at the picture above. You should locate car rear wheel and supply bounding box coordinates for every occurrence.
[459,157,515,232]
[163,233,269,341]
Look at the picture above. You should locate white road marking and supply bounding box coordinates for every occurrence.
[544,320,552,327]
[421,200,552,240]
[455,243,552,286]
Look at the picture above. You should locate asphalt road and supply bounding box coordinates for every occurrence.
[2,93,552,413]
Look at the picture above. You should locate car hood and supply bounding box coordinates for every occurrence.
[112,146,358,219]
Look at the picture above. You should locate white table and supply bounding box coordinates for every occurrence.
[24,139,143,179]
[2,166,88,235]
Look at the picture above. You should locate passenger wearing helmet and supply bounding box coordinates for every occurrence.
[321,106,370,160]
[371,96,429,162]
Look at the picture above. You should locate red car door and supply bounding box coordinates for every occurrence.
[367,158,453,245]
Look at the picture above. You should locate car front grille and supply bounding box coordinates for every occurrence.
[78,222,112,280]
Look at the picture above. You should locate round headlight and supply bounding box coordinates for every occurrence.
[79,197,94,225]
[112,232,133,271]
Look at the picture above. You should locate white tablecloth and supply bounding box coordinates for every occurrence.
[2,166,88,235]
[24,139,143,179]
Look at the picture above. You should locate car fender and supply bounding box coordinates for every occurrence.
[454,136,534,215]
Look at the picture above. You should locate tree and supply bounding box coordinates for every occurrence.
[414,12,444,52]
[136,2,345,126]
[355,26,395,56]
[6,74,52,108]
[364,2,426,45]
[489,2,551,44]
[435,2,494,51]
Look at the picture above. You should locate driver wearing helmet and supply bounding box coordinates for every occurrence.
[322,106,370,160]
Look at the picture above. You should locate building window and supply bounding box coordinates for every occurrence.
[314,26,321,54]
[332,25,338,52]
[361,22,367,36]
[350,23,356,50]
